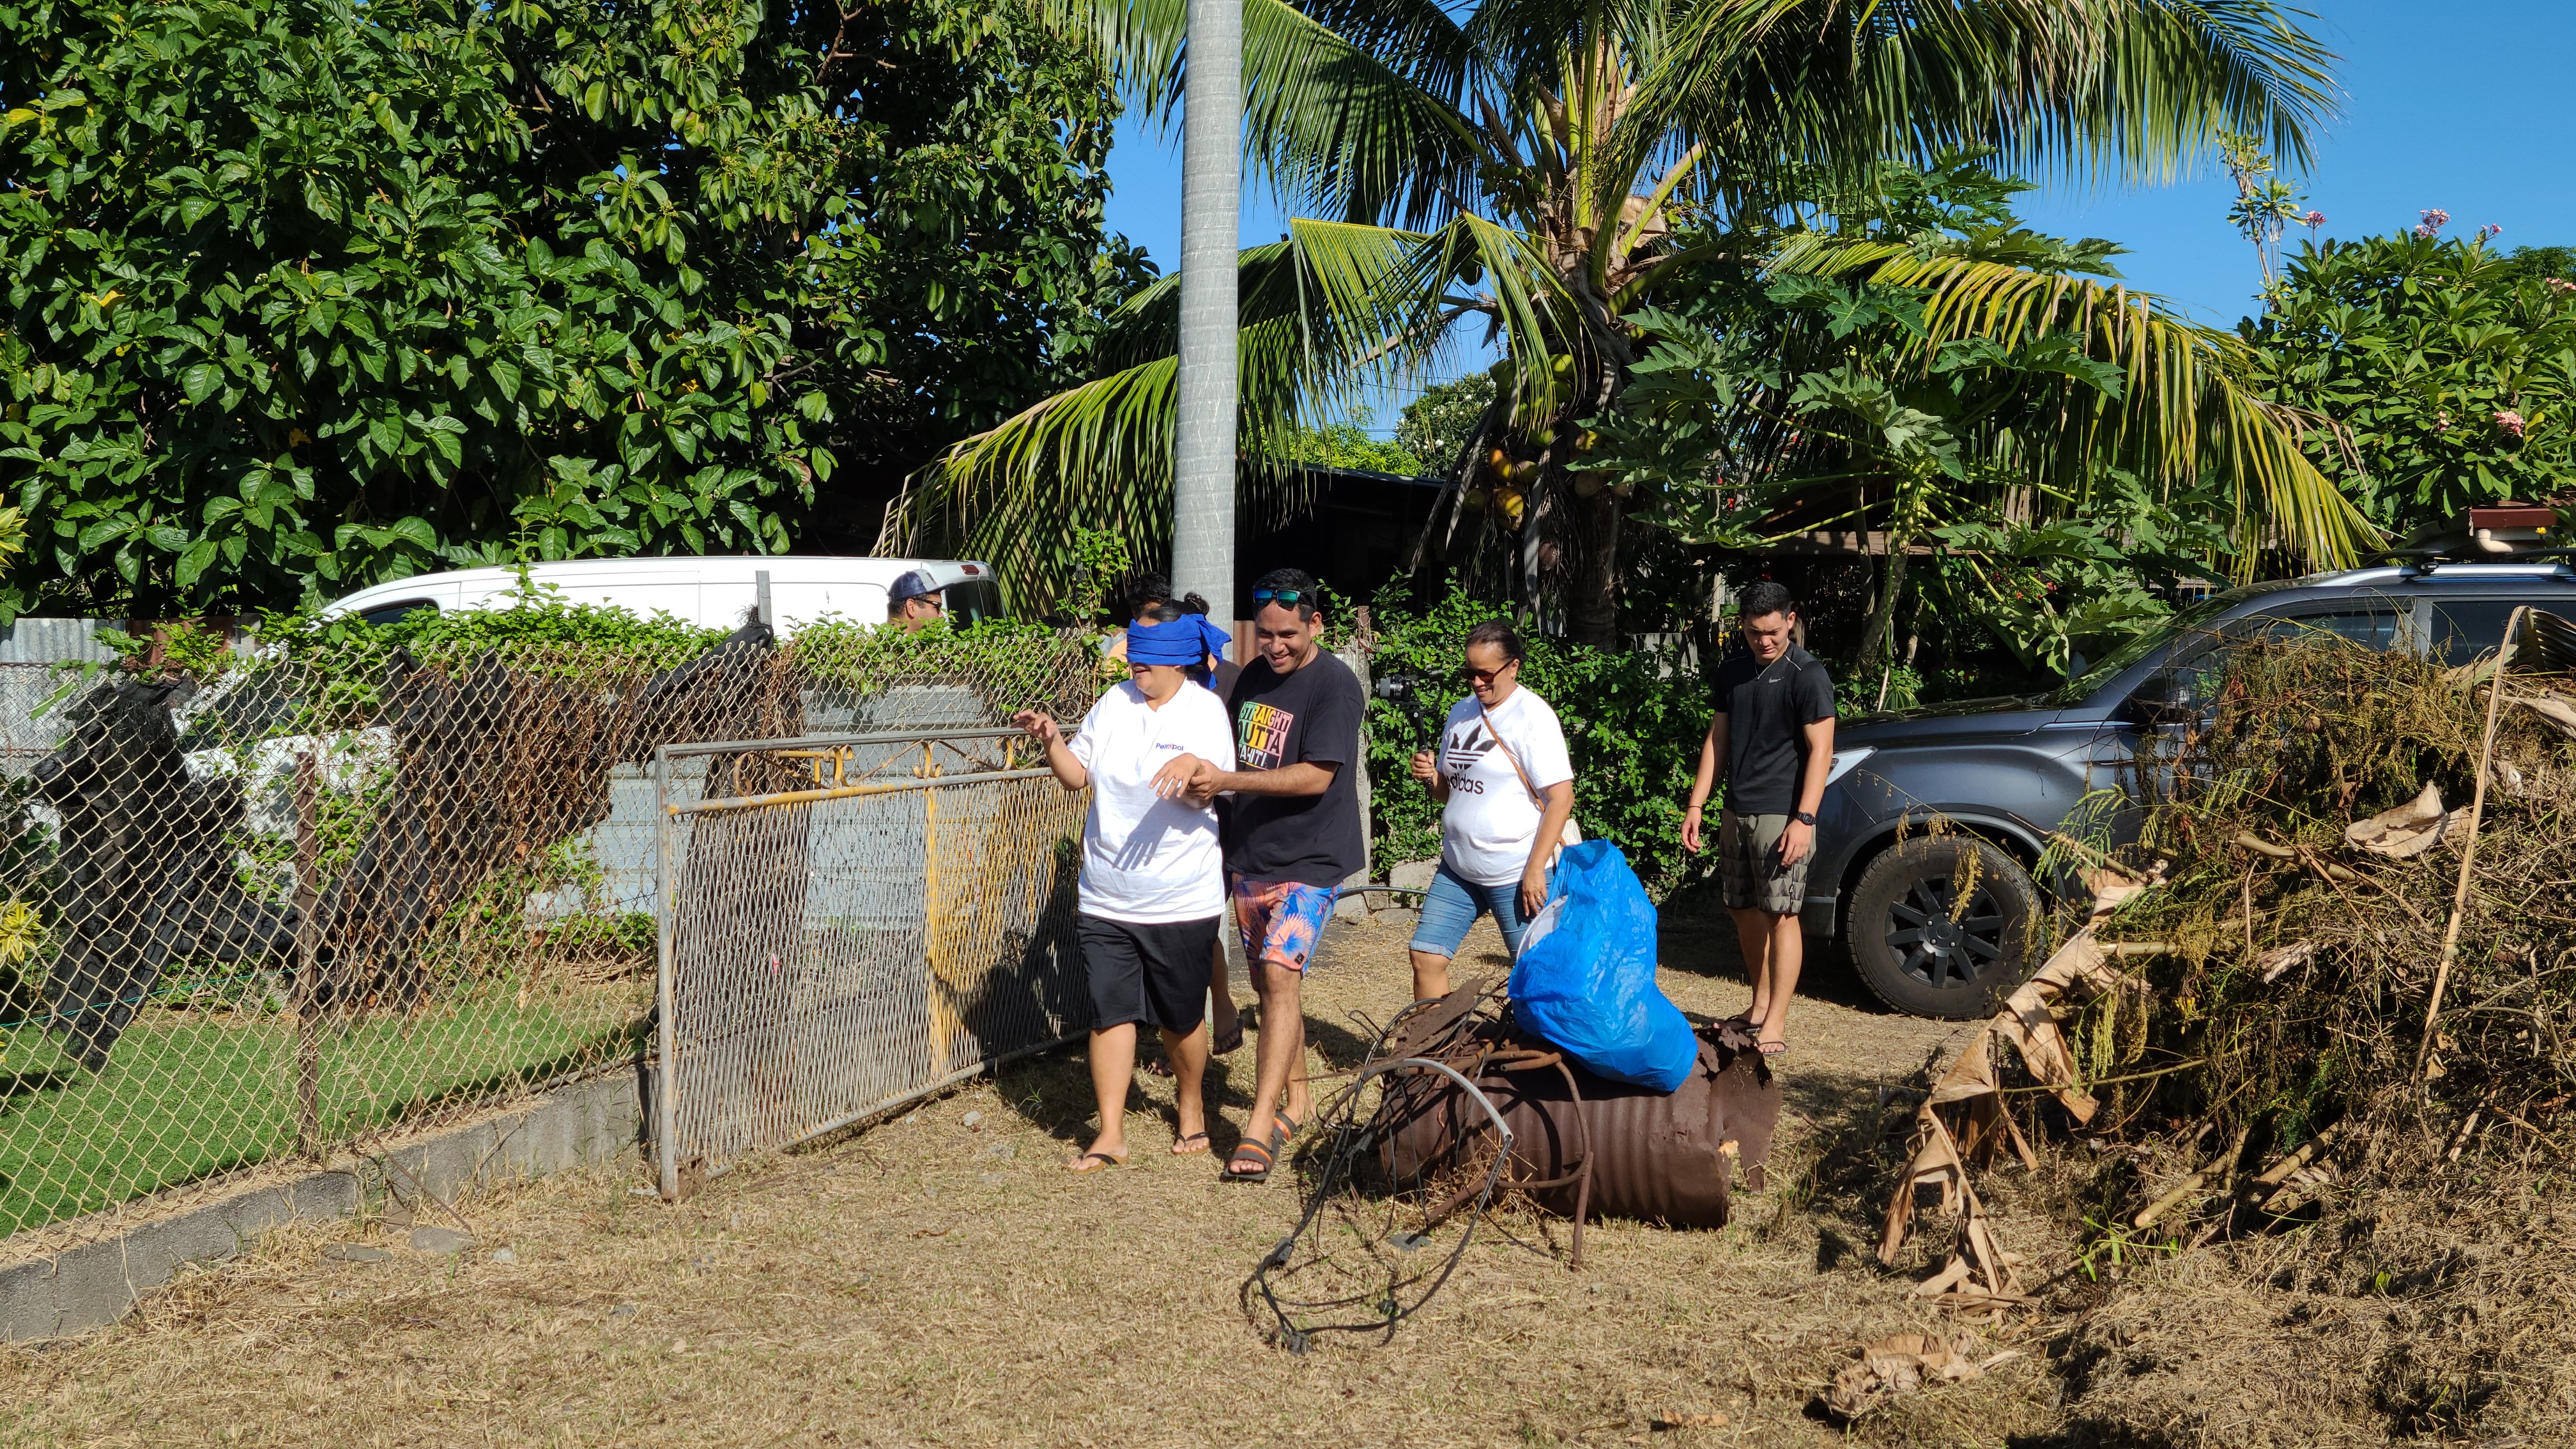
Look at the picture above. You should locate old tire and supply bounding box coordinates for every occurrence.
[1844,836,2040,1020]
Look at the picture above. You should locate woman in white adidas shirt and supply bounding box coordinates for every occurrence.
[1404,619,1577,1000]
[1015,619,1236,1172]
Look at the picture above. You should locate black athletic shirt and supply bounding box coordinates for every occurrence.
[1708,643,1835,815]
[1221,647,1366,887]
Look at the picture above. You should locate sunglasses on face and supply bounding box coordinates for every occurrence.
[1251,587,1310,606]
[1466,660,1517,686]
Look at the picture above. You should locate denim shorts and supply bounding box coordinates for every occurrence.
[1409,862,1540,960]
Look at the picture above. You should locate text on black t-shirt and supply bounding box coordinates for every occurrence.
[1220,648,1367,887]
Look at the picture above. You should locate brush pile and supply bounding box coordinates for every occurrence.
[1890,623,2576,1443]
[2092,626,2575,1176]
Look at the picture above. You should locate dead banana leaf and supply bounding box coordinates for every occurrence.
[2490,758,2527,797]
[1882,922,2142,1306]
[1821,1333,2018,1420]
[2520,693,2576,740]
[2078,859,2165,923]
[2344,783,2449,857]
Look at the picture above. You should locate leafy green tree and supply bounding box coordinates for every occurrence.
[898,0,2358,640]
[1583,156,2307,695]
[2237,229,2576,537]
[1393,373,1496,481]
[1278,413,1423,474]
[0,0,1138,621]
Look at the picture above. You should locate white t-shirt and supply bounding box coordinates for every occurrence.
[1068,678,1235,923]
[1435,686,1575,885]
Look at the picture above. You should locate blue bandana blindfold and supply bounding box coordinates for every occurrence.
[1126,618,1205,667]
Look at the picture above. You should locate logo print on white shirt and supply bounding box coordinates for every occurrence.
[1443,722,1498,774]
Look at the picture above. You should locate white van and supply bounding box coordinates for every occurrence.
[319,556,1003,634]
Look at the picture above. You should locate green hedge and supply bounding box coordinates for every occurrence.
[1363,592,1712,895]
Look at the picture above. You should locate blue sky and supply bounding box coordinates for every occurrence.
[1100,1,2576,425]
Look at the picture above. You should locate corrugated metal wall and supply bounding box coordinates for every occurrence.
[0,619,121,777]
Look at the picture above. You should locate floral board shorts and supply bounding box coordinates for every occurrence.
[1231,879,1341,974]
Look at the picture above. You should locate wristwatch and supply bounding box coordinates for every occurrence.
[1791,810,1817,825]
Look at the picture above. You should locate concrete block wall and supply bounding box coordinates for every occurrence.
[0,1068,645,1342]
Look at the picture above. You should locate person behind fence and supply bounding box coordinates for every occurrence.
[1405,619,1576,1001]
[1681,581,1836,1059]
[1014,617,1236,1172]
[1162,567,1365,1184]
[885,569,945,631]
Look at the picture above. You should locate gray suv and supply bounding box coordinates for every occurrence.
[1811,562,2576,1018]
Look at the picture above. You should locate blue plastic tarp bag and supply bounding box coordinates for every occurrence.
[1505,839,1698,1093]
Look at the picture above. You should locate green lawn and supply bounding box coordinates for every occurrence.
[0,990,645,1238]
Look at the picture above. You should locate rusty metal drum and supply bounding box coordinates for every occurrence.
[1377,1030,1782,1229]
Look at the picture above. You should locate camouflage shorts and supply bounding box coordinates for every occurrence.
[1718,809,1806,915]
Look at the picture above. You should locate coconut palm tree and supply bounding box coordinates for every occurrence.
[885,0,2364,641]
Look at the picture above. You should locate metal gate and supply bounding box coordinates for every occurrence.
[650,729,1086,1196]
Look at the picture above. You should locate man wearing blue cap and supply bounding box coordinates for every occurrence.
[885,569,944,631]
[1015,616,1237,1172]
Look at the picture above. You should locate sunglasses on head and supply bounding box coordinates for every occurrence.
[1252,586,1310,605]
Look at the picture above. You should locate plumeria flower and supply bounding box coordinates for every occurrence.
[2414,208,2451,240]
[2496,410,2526,438]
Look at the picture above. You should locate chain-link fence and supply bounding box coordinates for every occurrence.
[653,730,1087,1195]
[0,621,1099,1254]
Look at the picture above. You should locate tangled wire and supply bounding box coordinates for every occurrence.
[1241,978,1576,1351]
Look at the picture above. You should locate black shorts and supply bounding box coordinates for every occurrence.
[1078,914,1220,1033]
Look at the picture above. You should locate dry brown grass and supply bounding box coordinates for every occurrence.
[0,916,2094,1449]
[19,904,2557,1447]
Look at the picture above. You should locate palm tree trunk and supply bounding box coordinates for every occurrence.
[1565,485,1621,647]
[1560,341,1632,648]
[1170,0,1241,616]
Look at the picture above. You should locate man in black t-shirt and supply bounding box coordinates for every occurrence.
[1158,568,1364,1183]
[1682,581,1836,1058]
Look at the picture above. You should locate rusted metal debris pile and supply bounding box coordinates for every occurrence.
[1243,976,1780,1349]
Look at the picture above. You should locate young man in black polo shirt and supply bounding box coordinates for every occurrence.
[1157,568,1366,1182]
[1682,581,1836,1057]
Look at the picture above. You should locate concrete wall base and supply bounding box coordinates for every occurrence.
[0,1066,646,1342]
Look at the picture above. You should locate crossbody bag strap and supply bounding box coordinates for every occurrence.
[1476,700,1544,806]
[1478,700,1581,850]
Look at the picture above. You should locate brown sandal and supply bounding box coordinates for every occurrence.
[1223,1135,1275,1182]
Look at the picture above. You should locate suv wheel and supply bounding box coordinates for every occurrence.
[1844,836,2040,1019]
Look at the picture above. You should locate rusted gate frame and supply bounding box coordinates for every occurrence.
[650,728,1066,1201]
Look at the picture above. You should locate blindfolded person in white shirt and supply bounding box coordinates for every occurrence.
[1015,618,1236,1172]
